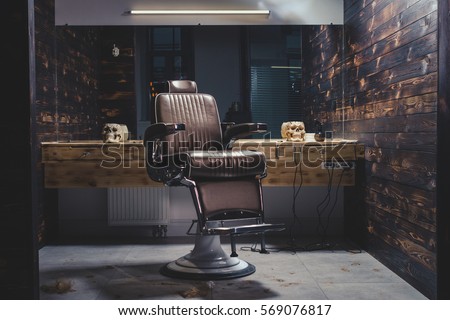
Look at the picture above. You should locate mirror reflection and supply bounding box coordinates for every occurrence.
[55,24,344,140]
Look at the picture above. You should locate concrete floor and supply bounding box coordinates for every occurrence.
[39,236,427,300]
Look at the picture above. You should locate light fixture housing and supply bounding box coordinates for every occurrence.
[125,9,270,16]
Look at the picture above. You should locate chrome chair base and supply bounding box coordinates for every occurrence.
[160,234,255,280]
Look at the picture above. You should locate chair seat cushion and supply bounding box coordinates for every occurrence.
[183,150,266,179]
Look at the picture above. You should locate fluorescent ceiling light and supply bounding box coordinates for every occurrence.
[125,9,270,16]
[271,66,302,69]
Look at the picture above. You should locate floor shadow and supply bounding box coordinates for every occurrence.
[40,262,279,300]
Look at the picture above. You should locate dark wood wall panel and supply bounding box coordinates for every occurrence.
[98,27,136,137]
[437,0,450,299]
[34,0,59,245]
[302,24,344,130]
[345,0,438,298]
[54,27,101,141]
[33,3,137,244]
[34,0,103,243]
[36,3,102,144]
[304,0,438,298]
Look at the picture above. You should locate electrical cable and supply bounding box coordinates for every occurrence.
[306,163,353,251]
[248,144,307,254]
[316,166,334,238]
[323,165,345,237]
[304,165,334,251]
[289,145,303,243]
[241,144,305,255]
[243,149,362,255]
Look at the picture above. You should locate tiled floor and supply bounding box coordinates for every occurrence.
[39,236,428,300]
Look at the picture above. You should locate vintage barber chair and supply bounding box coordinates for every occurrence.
[144,80,285,280]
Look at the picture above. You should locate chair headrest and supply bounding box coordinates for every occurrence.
[168,80,198,93]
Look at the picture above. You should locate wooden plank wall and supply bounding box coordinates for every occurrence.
[34,2,137,244]
[34,0,60,245]
[34,0,103,244]
[302,25,344,133]
[35,0,139,244]
[437,0,450,299]
[53,27,101,141]
[97,27,137,137]
[36,2,101,143]
[303,0,438,298]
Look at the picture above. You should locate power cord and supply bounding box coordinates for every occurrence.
[323,166,345,238]
[243,152,361,254]
[316,166,334,239]
[306,164,347,251]
[289,145,303,243]
[244,145,306,254]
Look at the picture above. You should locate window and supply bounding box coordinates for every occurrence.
[136,26,302,139]
[247,26,302,138]
[139,27,194,123]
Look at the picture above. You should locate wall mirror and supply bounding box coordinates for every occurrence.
[54,0,345,140]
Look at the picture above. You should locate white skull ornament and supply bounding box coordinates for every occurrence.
[102,123,129,143]
[281,121,306,142]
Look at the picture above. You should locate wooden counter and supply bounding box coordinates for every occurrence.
[41,140,161,188]
[41,139,364,188]
[232,139,364,186]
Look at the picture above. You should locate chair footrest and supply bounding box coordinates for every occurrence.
[209,223,285,236]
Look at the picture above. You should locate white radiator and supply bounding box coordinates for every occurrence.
[107,187,169,226]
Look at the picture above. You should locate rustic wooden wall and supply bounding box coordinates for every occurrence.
[53,27,101,141]
[34,0,103,244]
[34,1,137,244]
[97,27,137,137]
[34,0,58,246]
[437,0,450,299]
[36,2,101,144]
[345,0,438,299]
[303,0,438,298]
[302,25,344,134]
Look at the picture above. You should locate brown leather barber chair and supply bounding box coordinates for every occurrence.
[144,80,285,280]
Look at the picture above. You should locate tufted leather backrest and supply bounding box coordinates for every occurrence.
[154,81,223,154]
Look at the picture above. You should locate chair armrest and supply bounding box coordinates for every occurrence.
[144,122,185,142]
[223,122,267,145]
[221,122,236,133]
[143,122,185,165]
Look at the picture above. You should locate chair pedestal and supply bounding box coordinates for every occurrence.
[160,234,255,280]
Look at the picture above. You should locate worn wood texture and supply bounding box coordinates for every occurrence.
[54,27,101,141]
[42,140,362,188]
[98,27,137,137]
[305,0,438,298]
[40,26,102,141]
[302,24,345,130]
[34,0,104,244]
[234,139,362,186]
[437,0,450,299]
[34,0,58,246]
[41,141,159,188]
[42,141,145,161]
[34,17,138,242]
[43,161,160,188]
